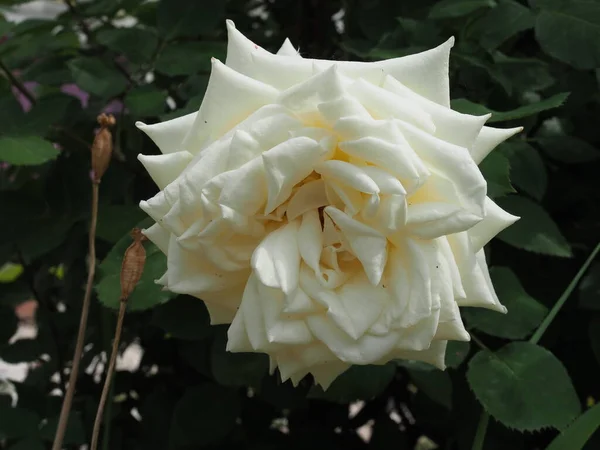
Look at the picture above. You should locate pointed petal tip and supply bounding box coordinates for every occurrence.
[225,19,235,29]
[135,120,147,130]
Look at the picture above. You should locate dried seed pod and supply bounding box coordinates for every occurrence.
[91,114,115,184]
[120,228,148,302]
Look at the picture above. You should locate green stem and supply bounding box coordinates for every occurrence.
[470,241,600,450]
[470,333,491,352]
[529,241,600,345]
[472,412,489,450]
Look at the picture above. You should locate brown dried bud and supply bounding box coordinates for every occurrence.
[91,114,115,183]
[120,228,148,302]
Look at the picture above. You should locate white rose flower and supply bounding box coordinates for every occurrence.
[137,21,520,388]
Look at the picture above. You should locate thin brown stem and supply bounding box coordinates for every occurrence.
[0,59,36,106]
[52,182,99,450]
[90,299,127,450]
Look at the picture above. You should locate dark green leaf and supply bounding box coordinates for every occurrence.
[446,340,471,368]
[462,267,548,339]
[170,384,240,446]
[155,42,225,76]
[469,0,534,50]
[451,92,569,123]
[210,326,268,387]
[501,142,548,200]
[96,218,175,311]
[8,437,45,450]
[96,27,159,64]
[590,317,600,366]
[579,264,600,311]
[0,306,18,343]
[40,414,85,445]
[479,151,515,198]
[546,403,600,450]
[157,0,225,39]
[496,195,572,257]
[178,340,212,377]
[152,295,211,340]
[535,0,600,69]
[124,86,168,117]
[494,54,555,92]
[429,0,495,19]
[454,51,513,94]
[536,136,600,164]
[0,405,40,440]
[408,369,452,409]
[67,57,128,98]
[0,338,43,363]
[309,364,395,403]
[0,136,59,166]
[467,342,581,431]
[96,205,147,243]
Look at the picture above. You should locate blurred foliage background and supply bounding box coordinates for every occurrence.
[0,0,600,449]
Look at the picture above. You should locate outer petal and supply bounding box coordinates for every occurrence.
[383,75,489,149]
[182,58,279,153]
[471,126,523,164]
[137,151,193,190]
[142,223,170,254]
[277,38,300,57]
[136,112,197,154]
[225,20,454,105]
[406,202,483,240]
[469,197,519,251]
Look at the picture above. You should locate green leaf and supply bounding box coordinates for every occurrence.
[462,267,548,339]
[469,0,534,50]
[496,195,572,257]
[446,340,471,368]
[408,369,452,409]
[535,0,600,69]
[39,414,85,445]
[96,205,147,243]
[479,151,515,198]
[535,136,600,164]
[0,338,43,363]
[590,317,600,366]
[96,218,175,311]
[0,136,59,166]
[124,86,168,117]
[157,0,225,39]
[170,384,240,446]
[429,0,496,19]
[501,142,548,200]
[0,306,18,343]
[0,263,23,283]
[96,27,159,64]
[309,364,395,403]
[8,437,45,450]
[151,295,211,340]
[546,403,600,450]
[467,342,581,431]
[494,54,555,92]
[579,264,600,311]
[454,51,513,95]
[0,405,40,440]
[451,92,569,123]
[210,326,269,387]
[67,57,128,98]
[155,42,225,76]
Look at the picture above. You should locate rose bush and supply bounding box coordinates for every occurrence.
[137,20,520,387]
